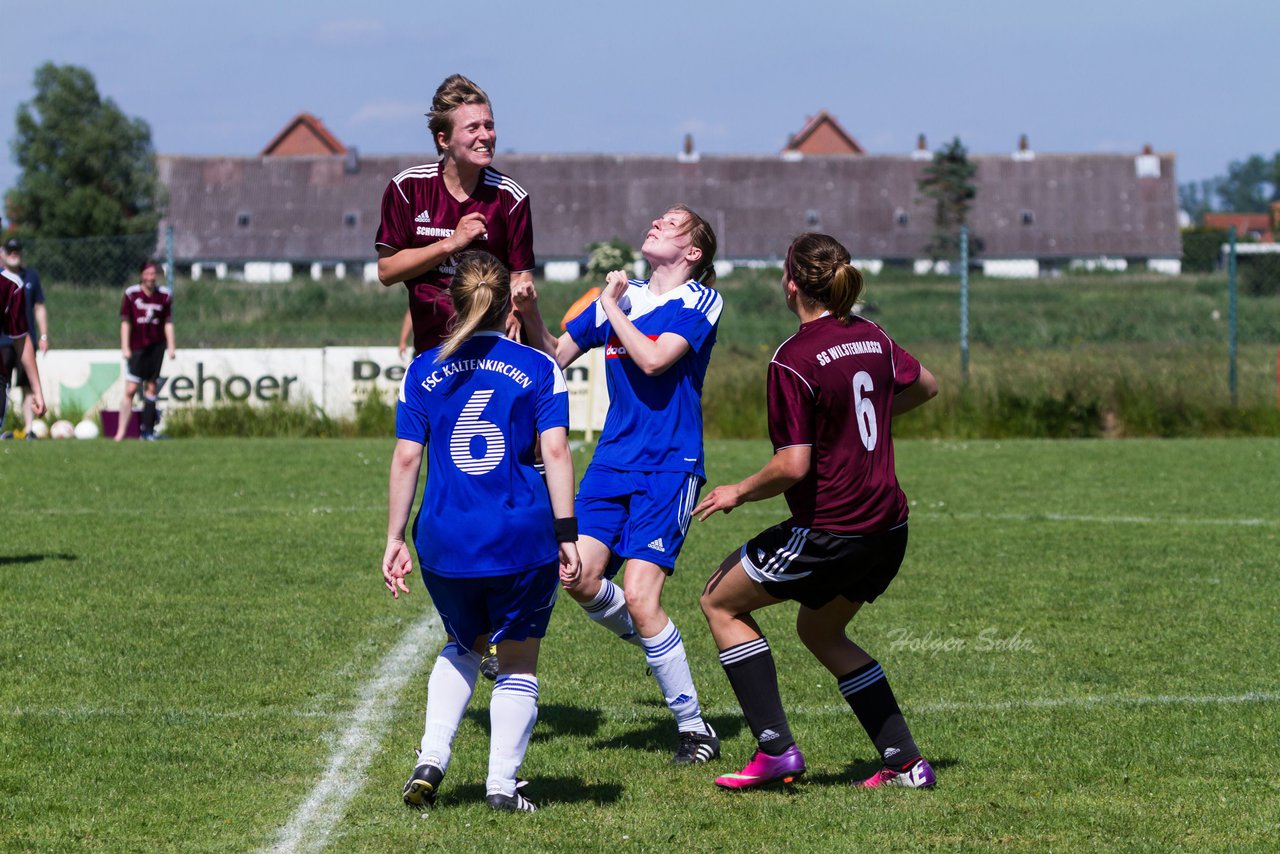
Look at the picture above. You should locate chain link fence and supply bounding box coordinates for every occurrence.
[13,233,406,351]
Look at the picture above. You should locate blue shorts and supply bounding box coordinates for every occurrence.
[576,465,703,573]
[421,563,560,647]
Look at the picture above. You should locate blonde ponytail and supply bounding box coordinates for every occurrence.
[436,251,511,361]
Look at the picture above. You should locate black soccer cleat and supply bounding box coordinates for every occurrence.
[672,724,721,765]
[480,643,499,681]
[402,762,444,809]
[486,789,537,812]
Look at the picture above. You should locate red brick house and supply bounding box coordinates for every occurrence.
[783,110,865,156]
[260,113,347,157]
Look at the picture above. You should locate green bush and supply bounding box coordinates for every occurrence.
[1181,228,1229,273]
[585,239,635,280]
[1239,254,1280,296]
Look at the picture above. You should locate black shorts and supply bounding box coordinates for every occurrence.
[0,343,18,384]
[1,343,32,389]
[126,342,166,383]
[739,521,909,610]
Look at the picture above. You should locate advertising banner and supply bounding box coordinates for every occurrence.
[24,346,607,433]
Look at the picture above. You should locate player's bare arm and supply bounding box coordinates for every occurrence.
[512,283,582,367]
[598,270,691,376]
[18,337,46,418]
[694,445,812,521]
[383,438,425,599]
[539,425,582,585]
[376,211,488,286]
[511,280,556,354]
[397,309,413,359]
[893,366,939,415]
[35,302,48,354]
[505,271,534,340]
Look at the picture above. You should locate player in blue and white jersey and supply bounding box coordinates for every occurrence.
[382,251,580,814]
[515,205,723,764]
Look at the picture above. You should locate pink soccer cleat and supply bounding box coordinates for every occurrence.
[859,757,936,789]
[714,745,806,789]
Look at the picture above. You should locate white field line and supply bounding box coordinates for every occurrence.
[562,691,1280,721]
[18,505,1278,529]
[910,691,1280,714]
[710,504,1277,527]
[911,510,1277,528]
[260,608,442,854]
[5,706,338,720]
[12,689,1275,726]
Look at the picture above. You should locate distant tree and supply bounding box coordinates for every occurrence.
[5,63,162,283]
[917,137,977,262]
[1214,154,1277,212]
[1178,178,1222,225]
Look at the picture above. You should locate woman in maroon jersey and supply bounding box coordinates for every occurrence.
[113,260,175,441]
[375,73,534,358]
[693,232,939,791]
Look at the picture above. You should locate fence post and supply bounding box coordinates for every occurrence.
[959,225,970,387]
[1228,226,1237,407]
[166,225,175,291]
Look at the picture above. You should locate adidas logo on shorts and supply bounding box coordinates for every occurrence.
[647,538,665,553]
[415,210,432,223]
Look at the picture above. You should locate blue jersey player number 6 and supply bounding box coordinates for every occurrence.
[451,389,506,475]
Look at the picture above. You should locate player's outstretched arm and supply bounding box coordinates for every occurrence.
[597,270,690,375]
[511,279,556,352]
[694,445,812,521]
[893,365,939,415]
[512,280,585,368]
[383,438,424,599]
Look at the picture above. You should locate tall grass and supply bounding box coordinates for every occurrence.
[163,388,397,438]
[39,269,1280,438]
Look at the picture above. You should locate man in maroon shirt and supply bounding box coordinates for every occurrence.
[694,233,939,792]
[114,260,175,441]
[1,267,46,428]
[375,74,534,357]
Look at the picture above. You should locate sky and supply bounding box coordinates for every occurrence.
[3,0,1279,201]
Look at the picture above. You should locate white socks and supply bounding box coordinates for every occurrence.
[417,642,481,771]
[642,619,706,734]
[487,674,539,796]
[580,579,643,647]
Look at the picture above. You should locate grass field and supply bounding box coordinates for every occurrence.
[3,437,1279,851]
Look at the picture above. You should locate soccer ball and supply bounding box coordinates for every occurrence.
[50,419,75,440]
[74,419,101,440]
[28,418,49,439]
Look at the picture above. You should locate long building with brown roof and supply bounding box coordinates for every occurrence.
[156,116,1182,281]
